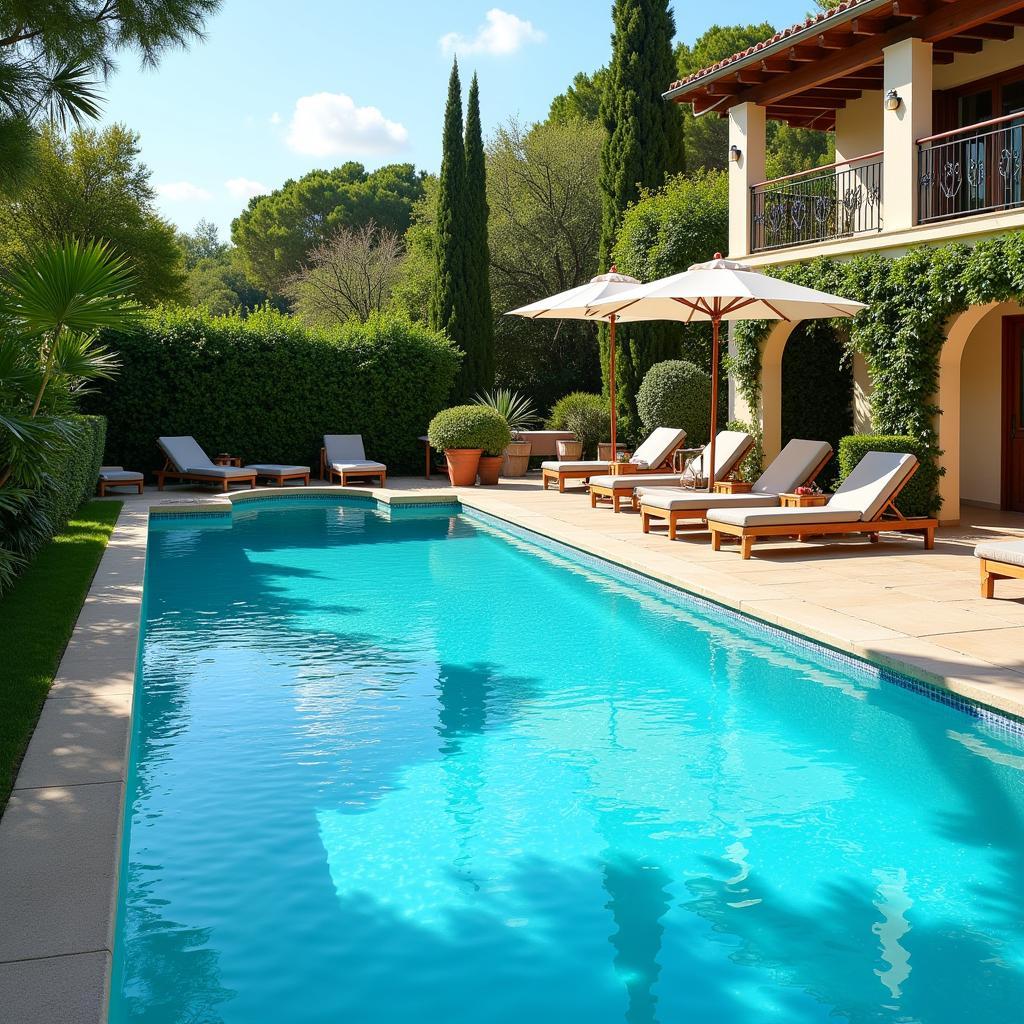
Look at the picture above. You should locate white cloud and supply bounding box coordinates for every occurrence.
[225,177,269,200]
[270,111,282,125]
[286,92,408,157]
[439,9,545,56]
[156,181,211,202]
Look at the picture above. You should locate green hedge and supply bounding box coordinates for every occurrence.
[0,414,106,596]
[838,434,938,518]
[87,306,461,474]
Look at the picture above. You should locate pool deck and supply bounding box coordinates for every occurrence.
[2,474,1024,1022]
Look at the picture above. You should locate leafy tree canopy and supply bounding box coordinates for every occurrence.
[0,1,220,187]
[0,123,185,304]
[179,218,227,270]
[547,68,608,124]
[231,161,426,294]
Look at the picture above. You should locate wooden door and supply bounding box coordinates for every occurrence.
[1003,317,1024,513]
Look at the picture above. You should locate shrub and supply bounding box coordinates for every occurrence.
[546,392,609,459]
[0,414,106,596]
[428,405,511,455]
[636,360,711,445]
[837,434,940,518]
[87,306,461,474]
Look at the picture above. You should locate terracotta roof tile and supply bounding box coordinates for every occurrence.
[667,0,874,94]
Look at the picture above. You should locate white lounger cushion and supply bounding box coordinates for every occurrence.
[629,426,686,468]
[324,434,367,462]
[246,464,309,474]
[708,451,918,529]
[587,473,682,490]
[975,539,1024,568]
[639,490,782,512]
[541,460,611,472]
[708,505,862,528]
[158,435,216,471]
[182,465,255,479]
[680,430,753,484]
[99,468,143,482]
[752,439,832,495]
[330,461,386,472]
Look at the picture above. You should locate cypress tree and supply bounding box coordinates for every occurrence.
[431,59,467,370]
[462,72,495,395]
[598,0,686,437]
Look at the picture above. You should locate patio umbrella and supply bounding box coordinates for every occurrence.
[506,267,641,459]
[585,255,866,491]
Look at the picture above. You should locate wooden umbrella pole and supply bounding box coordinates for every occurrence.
[707,314,721,492]
[609,313,617,459]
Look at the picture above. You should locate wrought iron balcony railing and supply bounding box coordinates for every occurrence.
[918,113,1024,224]
[750,153,883,254]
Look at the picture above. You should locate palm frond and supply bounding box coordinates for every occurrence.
[0,238,141,337]
[472,388,539,432]
[39,61,105,130]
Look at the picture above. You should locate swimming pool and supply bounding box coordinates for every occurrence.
[110,499,1024,1023]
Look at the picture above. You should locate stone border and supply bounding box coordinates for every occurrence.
[0,484,1020,1023]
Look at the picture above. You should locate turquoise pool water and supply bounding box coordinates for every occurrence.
[110,500,1024,1023]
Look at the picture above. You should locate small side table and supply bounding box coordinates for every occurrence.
[713,480,753,494]
[780,492,829,508]
[213,454,242,467]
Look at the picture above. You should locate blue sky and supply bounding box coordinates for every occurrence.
[100,1,813,240]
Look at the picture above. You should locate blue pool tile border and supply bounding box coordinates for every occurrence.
[462,506,1024,740]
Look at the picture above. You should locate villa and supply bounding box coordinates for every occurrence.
[667,0,1024,522]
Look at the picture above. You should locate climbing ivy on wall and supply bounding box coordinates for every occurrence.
[730,232,1024,510]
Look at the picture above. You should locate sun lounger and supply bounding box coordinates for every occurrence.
[155,437,257,492]
[637,438,831,537]
[97,466,144,497]
[706,451,937,559]
[541,426,686,493]
[589,430,753,512]
[976,539,1024,598]
[246,464,310,487]
[321,435,387,486]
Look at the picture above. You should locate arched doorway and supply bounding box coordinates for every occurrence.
[937,301,1024,523]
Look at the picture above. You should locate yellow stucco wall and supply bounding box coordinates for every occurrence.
[959,307,1007,508]
[852,351,873,434]
[835,92,882,164]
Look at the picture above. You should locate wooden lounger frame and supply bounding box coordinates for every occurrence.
[707,464,936,560]
[252,467,310,487]
[543,449,682,495]
[155,460,257,493]
[98,477,143,498]
[319,448,387,487]
[979,557,1024,598]
[593,437,757,513]
[639,445,832,539]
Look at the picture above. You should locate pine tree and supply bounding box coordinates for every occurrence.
[598,0,686,437]
[431,59,467,363]
[462,72,495,395]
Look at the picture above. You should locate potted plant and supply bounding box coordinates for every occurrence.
[547,393,610,460]
[473,389,539,479]
[427,405,511,486]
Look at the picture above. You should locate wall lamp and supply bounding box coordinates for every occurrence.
[885,89,902,112]
[729,145,742,163]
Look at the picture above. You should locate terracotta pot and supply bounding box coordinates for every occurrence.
[445,448,483,486]
[477,455,503,485]
[556,439,583,460]
[502,441,532,478]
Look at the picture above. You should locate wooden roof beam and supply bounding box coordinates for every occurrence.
[934,36,985,52]
[960,22,1016,39]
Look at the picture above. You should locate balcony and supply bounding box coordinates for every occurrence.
[918,113,1024,225]
[750,154,883,255]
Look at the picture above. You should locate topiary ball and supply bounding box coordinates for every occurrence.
[428,405,512,456]
[636,360,711,445]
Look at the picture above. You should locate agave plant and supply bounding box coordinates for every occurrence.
[472,388,539,438]
[0,239,139,591]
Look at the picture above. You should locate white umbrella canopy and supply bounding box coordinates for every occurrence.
[506,268,641,457]
[584,255,867,491]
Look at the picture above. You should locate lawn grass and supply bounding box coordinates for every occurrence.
[0,499,123,811]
